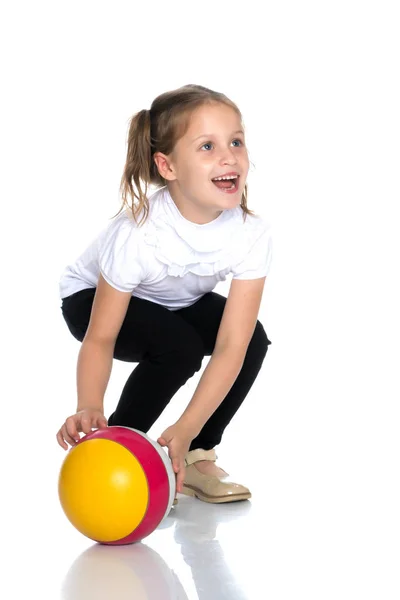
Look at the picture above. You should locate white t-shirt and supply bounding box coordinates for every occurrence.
[59,187,273,310]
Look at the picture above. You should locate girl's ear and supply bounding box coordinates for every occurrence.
[153,152,177,181]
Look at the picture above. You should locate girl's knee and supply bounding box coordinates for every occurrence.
[171,333,205,374]
[251,321,271,357]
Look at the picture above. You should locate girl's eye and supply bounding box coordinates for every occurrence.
[200,139,244,151]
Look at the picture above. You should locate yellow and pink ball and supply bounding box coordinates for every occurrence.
[58,426,176,544]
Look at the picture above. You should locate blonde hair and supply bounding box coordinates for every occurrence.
[116,84,255,226]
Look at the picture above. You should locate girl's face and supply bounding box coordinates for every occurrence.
[155,102,250,224]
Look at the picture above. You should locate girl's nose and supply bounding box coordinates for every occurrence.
[220,148,237,164]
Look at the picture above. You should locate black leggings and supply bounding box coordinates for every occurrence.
[61,288,272,451]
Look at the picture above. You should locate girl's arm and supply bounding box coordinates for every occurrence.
[76,275,132,411]
[177,277,267,436]
[57,275,132,448]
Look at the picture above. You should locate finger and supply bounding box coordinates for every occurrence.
[62,424,78,447]
[56,430,68,450]
[97,416,108,428]
[177,465,186,493]
[65,417,80,443]
[157,437,167,446]
[80,416,92,435]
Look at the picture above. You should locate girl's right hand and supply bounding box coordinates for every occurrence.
[56,409,108,450]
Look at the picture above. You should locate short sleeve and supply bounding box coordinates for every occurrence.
[231,220,273,280]
[98,213,144,292]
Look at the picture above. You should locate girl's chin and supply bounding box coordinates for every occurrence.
[216,191,243,206]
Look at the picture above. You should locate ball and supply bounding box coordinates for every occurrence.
[58,426,176,545]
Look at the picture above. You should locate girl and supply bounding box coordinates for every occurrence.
[57,84,273,504]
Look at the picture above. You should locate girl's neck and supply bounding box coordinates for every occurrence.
[166,184,223,225]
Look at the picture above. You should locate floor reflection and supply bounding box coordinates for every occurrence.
[168,495,251,600]
[61,541,188,600]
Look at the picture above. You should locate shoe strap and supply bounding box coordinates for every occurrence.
[185,448,217,466]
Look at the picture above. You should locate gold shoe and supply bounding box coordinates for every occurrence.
[181,448,251,503]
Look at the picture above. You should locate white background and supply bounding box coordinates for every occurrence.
[1,1,399,598]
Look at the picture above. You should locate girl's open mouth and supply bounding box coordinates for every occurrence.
[211,175,240,194]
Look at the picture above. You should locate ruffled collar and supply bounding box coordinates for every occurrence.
[162,187,241,251]
[143,187,246,277]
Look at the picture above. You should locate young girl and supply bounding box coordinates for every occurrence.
[57,83,273,504]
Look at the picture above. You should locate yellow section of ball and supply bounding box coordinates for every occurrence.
[59,438,149,542]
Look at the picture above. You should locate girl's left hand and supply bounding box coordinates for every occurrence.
[157,423,193,493]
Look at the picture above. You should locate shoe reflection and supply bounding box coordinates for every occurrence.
[61,542,188,600]
[170,496,252,600]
